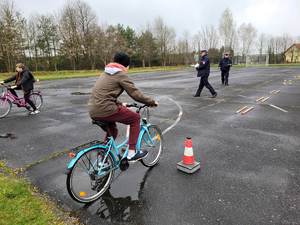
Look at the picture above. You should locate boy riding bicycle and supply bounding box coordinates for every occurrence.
[88,52,158,161]
[0,63,39,115]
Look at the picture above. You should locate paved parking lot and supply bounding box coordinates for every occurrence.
[0,67,299,225]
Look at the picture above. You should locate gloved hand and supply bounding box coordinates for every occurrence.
[0,81,4,85]
[10,85,17,89]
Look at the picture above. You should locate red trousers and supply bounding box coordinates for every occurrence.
[93,106,140,149]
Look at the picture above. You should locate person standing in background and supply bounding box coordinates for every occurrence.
[219,52,232,86]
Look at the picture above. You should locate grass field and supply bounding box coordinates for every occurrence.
[0,66,189,81]
[0,64,299,82]
[0,161,80,225]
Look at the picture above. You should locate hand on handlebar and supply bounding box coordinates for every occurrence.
[149,101,159,108]
[10,85,17,89]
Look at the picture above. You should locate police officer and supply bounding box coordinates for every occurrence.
[194,50,217,98]
[219,52,232,86]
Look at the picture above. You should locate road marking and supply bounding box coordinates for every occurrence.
[161,96,183,135]
[268,104,288,113]
[256,96,265,102]
[241,106,255,115]
[236,106,248,114]
[260,96,271,103]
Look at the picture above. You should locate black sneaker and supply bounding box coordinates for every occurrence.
[128,151,148,162]
[193,94,200,97]
[212,93,218,98]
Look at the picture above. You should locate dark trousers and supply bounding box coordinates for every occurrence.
[9,88,37,110]
[93,106,141,150]
[195,75,216,96]
[221,70,229,85]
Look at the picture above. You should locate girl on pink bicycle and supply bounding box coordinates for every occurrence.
[0,63,39,115]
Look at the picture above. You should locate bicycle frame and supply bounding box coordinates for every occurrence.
[1,86,41,107]
[67,121,154,173]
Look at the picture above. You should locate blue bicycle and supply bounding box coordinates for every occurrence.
[66,103,163,203]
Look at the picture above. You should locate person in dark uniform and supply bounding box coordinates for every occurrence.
[194,50,217,98]
[219,52,232,86]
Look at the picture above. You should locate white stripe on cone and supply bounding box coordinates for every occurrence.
[184,147,194,156]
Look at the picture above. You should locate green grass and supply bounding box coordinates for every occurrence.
[0,66,189,81]
[1,64,299,82]
[0,161,80,225]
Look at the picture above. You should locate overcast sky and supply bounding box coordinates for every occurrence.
[14,0,300,38]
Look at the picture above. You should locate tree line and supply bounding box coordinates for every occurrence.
[0,0,298,72]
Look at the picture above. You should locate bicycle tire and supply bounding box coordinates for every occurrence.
[0,98,12,118]
[139,125,163,167]
[66,148,114,203]
[27,93,43,112]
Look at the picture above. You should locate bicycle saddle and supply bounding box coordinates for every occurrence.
[92,120,111,132]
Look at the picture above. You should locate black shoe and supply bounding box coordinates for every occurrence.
[211,93,217,98]
[193,94,200,97]
[128,151,148,162]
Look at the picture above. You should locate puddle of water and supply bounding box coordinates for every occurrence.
[70,166,153,225]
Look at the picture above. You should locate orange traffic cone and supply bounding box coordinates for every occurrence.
[177,137,200,174]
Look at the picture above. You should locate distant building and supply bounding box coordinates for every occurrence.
[284,43,300,63]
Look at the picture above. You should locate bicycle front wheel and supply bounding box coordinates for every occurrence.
[139,125,163,167]
[66,148,114,203]
[27,93,43,111]
[0,98,12,118]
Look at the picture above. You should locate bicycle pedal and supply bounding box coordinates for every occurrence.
[120,158,129,171]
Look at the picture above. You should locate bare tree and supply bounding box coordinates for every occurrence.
[219,8,236,51]
[257,33,267,63]
[153,17,176,66]
[76,0,98,69]
[0,0,25,71]
[195,25,219,50]
[237,23,257,63]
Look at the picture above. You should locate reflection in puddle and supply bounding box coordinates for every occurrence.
[76,166,152,225]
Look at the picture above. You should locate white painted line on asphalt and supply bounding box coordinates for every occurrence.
[241,106,255,115]
[161,96,183,135]
[256,96,265,102]
[236,106,248,114]
[268,104,288,113]
[260,96,271,103]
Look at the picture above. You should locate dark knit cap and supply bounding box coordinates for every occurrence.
[113,52,131,67]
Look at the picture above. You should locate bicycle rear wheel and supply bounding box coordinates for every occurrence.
[66,148,114,203]
[27,93,43,111]
[139,125,163,167]
[0,98,12,118]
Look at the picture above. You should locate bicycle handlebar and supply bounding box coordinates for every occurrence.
[0,83,10,88]
[126,103,147,112]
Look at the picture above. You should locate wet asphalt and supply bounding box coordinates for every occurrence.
[0,67,299,225]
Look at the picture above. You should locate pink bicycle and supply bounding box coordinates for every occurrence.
[0,84,43,118]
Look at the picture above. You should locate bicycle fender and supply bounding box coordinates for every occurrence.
[136,124,151,150]
[67,144,107,170]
